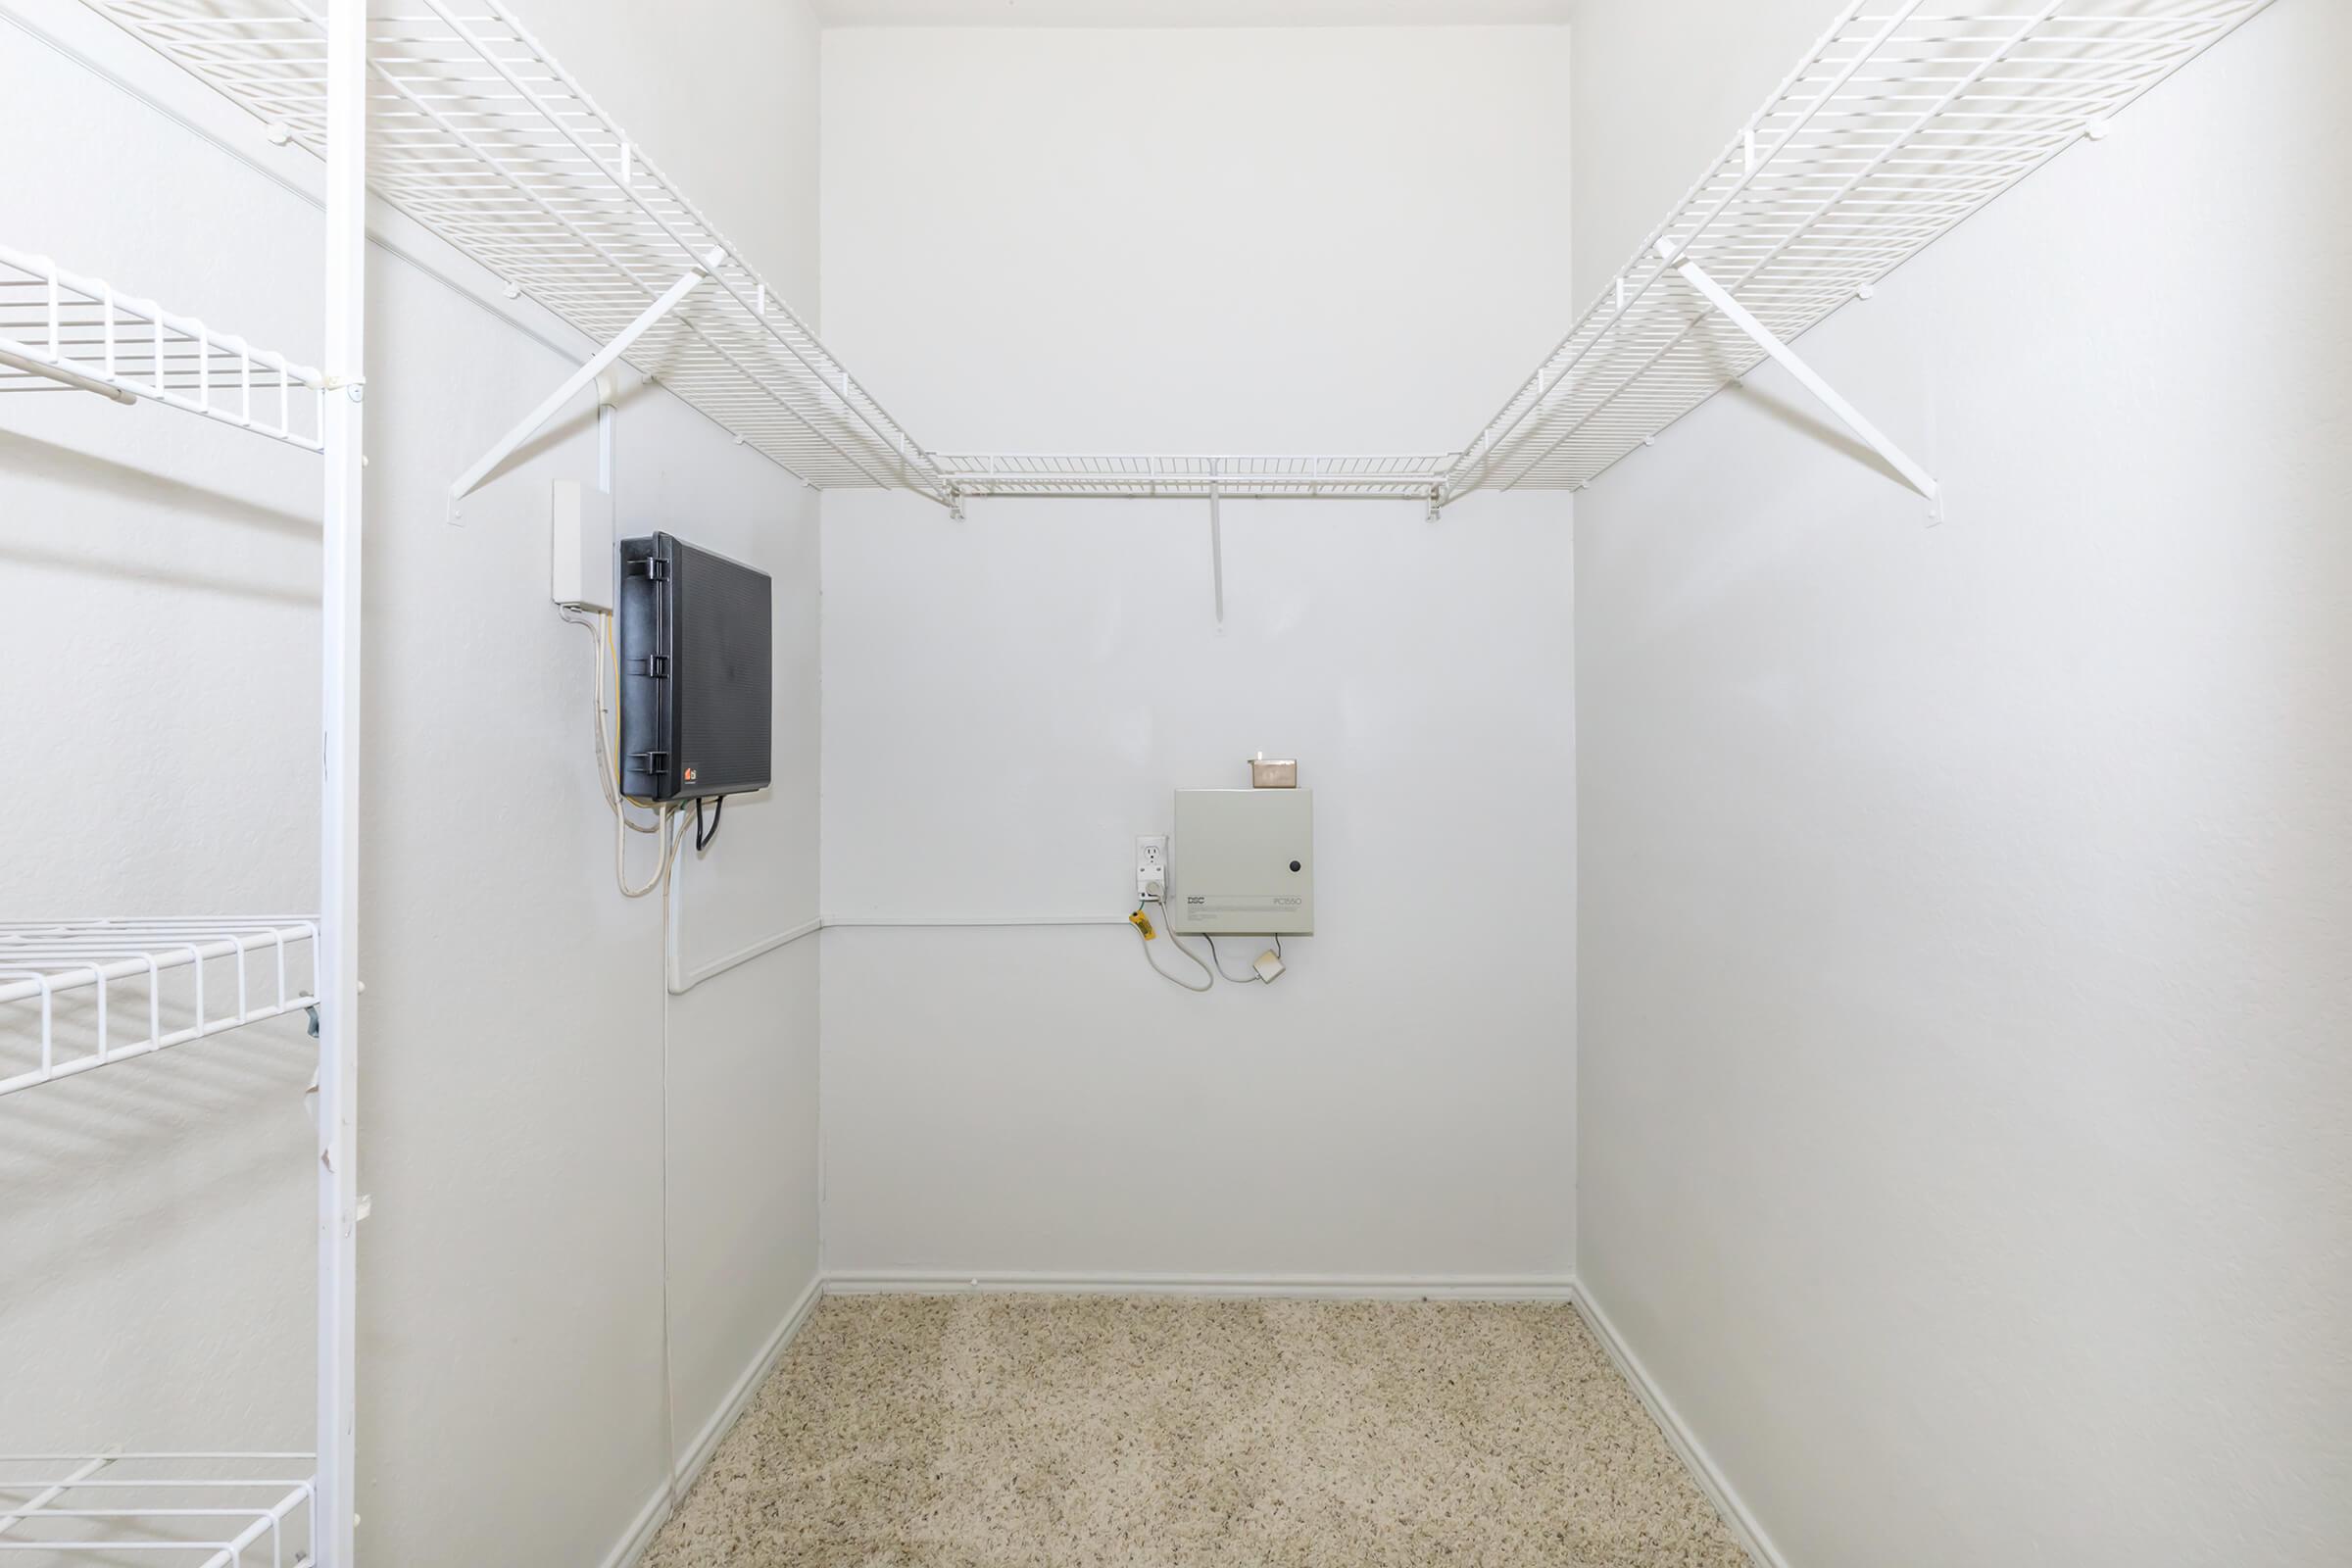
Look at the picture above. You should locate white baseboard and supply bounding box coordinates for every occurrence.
[822,1270,1578,1301]
[601,1271,827,1568]
[1569,1281,1787,1568]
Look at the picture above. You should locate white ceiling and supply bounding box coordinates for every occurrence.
[813,0,1571,25]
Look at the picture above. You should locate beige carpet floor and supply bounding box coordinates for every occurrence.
[642,1295,1749,1568]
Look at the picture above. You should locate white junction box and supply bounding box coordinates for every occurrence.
[550,477,615,612]
[1172,788,1313,935]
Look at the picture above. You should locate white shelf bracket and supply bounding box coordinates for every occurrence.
[1662,243,1940,520]
[446,269,704,524]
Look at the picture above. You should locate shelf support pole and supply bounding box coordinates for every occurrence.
[446,269,705,523]
[318,3,367,1565]
[1664,245,1940,516]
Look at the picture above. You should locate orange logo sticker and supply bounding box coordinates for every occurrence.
[683,767,697,782]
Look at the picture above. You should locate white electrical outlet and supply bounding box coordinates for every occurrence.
[1135,835,1168,902]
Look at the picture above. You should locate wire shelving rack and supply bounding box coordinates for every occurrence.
[3,5,367,1560]
[1446,0,2275,504]
[0,1453,315,1566]
[0,256,354,1565]
[0,919,319,1098]
[74,0,2274,519]
[79,0,945,502]
[0,246,327,449]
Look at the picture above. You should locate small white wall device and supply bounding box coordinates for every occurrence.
[1171,788,1313,935]
[549,477,615,612]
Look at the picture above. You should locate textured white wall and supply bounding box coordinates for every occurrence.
[0,1,824,1560]
[507,0,824,313]
[818,25,1569,455]
[817,24,1577,1283]
[820,490,1576,1281]
[1568,3,2351,1565]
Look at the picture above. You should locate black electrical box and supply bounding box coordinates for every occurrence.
[616,532,771,802]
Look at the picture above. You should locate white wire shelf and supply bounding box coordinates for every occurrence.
[77,0,947,501]
[936,453,1457,503]
[0,1453,314,1565]
[0,919,318,1099]
[1446,0,2274,501]
[0,244,326,450]
[68,0,2271,514]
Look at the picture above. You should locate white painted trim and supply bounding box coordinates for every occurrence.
[819,915,1129,929]
[600,1472,671,1568]
[602,1271,827,1568]
[822,1270,1578,1301]
[668,914,822,995]
[1570,1281,1787,1568]
[668,911,1138,1000]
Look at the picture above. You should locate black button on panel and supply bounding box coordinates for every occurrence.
[1290,860,1301,872]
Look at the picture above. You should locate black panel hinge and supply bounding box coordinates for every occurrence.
[629,751,669,776]
[628,654,670,679]
[626,556,670,581]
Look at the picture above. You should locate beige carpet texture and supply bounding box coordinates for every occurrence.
[641,1295,1750,1568]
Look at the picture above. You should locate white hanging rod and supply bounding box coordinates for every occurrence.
[0,242,328,451]
[937,454,1458,501]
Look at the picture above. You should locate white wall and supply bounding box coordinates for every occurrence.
[817,24,1579,1283]
[506,0,824,313]
[1568,3,2352,1565]
[819,24,1567,455]
[0,1,825,1559]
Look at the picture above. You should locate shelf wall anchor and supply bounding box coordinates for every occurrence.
[1661,241,1939,518]
[446,268,704,524]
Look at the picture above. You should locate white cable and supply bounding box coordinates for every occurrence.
[598,612,664,835]
[563,607,688,900]
[559,606,660,834]
[1136,898,1213,992]
[617,802,683,899]
[1201,933,1266,984]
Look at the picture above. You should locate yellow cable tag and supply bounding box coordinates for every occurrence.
[1129,909,1155,940]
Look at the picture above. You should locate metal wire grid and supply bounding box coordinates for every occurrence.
[0,245,326,450]
[0,919,318,1098]
[1447,0,2274,502]
[69,0,2269,509]
[78,0,947,500]
[936,453,1458,502]
[0,1454,314,1565]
